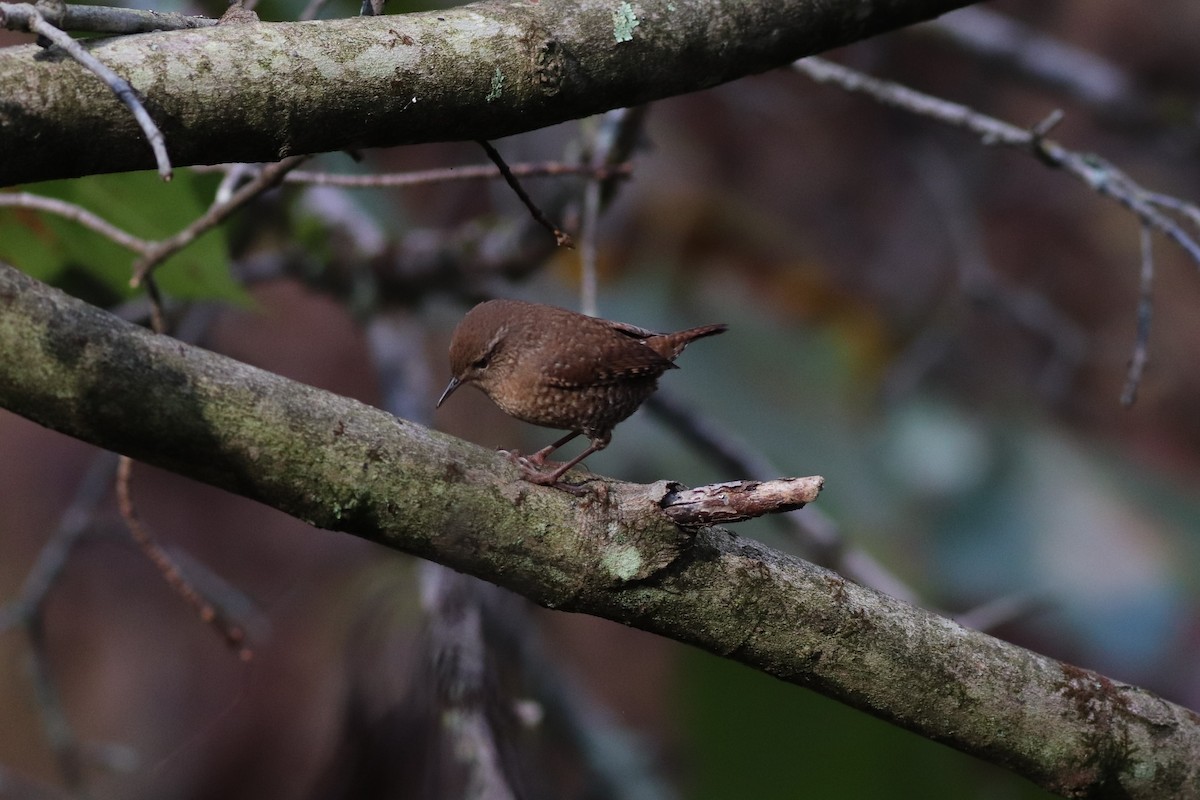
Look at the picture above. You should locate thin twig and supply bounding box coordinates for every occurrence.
[0,192,152,254]
[130,155,310,286]
[214,162,260,205]
[0,4,172,181]
[476,140,575,248]
[793,56,1200,268]
[141,273,167,336]
[1144,191,1200,231]
[115,456,251,658]
[263,161,633,188]
[1122,225,1155,406]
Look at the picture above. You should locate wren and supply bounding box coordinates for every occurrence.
[436,299,726,490]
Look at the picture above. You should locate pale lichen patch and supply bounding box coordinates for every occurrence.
[602,544,642,581]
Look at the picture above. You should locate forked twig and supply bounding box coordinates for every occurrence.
[131,155,310,286]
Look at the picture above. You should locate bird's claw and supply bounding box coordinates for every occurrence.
[499,449,590,495]
[521,469,590,496]
[498,449,536,469]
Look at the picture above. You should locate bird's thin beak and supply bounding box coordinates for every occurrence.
[436,376,461,408]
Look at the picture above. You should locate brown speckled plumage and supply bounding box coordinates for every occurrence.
[436,299,726,489]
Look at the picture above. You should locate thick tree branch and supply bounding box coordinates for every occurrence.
[0,0,981,186]
[1,262,1198,798]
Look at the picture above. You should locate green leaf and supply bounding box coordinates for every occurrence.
[0,171,247,304]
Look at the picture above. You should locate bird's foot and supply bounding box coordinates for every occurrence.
[522,443,559,468]
[499,447,561,473]
[499,450,592,495]
[498,448,539,470]
[520,467,591,496]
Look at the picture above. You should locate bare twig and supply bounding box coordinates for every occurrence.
[141,274,167,336]
[0,192,151,254]
[0,3,172,181]
[115,456,251,658]
[1122,225,1155,406]
[130,155,310,286]
[251,161,633,189]
[477,140,575,249]
[660,477,823,527]
[793,56,1200,268]
[1144,191,1200,231]
[213,162,261,205]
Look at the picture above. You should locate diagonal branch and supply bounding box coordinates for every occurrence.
[0,261,1198,799]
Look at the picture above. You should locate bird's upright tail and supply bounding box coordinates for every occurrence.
[649,323,728,361]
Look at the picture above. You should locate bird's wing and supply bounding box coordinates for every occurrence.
[606,320,660,339]
[544,339,675,388]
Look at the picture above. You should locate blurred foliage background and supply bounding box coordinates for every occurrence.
[2,0,1200,797]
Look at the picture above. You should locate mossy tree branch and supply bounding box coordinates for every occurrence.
[1,262,1198,798]
[0,0,983,185]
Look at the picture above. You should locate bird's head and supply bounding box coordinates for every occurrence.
[436,300,518,408]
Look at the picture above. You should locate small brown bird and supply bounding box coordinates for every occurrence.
[437,299,726,489]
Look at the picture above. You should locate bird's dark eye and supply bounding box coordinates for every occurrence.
[471,335,503,370]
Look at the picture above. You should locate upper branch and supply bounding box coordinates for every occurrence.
[0,261,1198,798]
[0,0,980,186]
